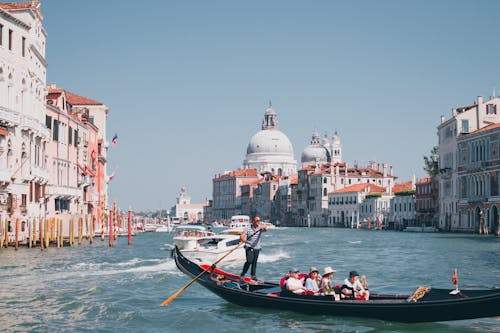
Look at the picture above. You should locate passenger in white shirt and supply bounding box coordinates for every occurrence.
[286,269,306,294]
[342,271,369,300]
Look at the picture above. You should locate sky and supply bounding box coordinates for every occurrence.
[38,0,500,211]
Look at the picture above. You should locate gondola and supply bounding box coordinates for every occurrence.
[173,246,500,323]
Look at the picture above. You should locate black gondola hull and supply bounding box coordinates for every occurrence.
[173,246,500,323]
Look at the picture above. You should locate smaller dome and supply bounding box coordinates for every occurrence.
[301,130,331,165]
[301,145,330,165]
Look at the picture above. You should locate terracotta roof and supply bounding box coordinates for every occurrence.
[240,179,262,186]
[393,181,413,193]
[0,2,38,10]
[334,183,386,194]
[65,91,103,105]
[216,168,258,179]
[46,92,61,100]
[466,123,500,136]
[416,177,432,185]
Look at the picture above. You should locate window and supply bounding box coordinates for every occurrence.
[22,36,25,57]
[8,29,12,50]
[68,126,72,145]
[45,115,52,129]
[74,129,78,147]
[53,119,59,141]
[487,104,497,115]
[0,24,3,46]
[461,119,469,133]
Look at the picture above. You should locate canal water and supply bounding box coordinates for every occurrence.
[0,228,498,332]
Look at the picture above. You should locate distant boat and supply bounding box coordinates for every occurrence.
[403,226,439,233]
[173,225,214,250]
[228,215,250,233]
[144,224,159,232]
[155,224,174,232]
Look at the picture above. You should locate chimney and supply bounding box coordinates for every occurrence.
[477,96,483,105]
[377,163,381,172]
[383,164,387,177]
[441,115,446,124]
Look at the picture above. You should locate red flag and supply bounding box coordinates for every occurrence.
[111,133,118,146]
[452,269,457,285]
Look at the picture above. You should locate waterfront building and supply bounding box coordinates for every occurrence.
[45,85,106,218]
[437,95,500,231]
[64,87,109,210]
[415,177,438,227]
[243,103,297,177]
[211,168,259,220]
[359,192,393,229]
[301,130,342,167]
[0,1,50,221]
[170,186,206,223]
[388,181,416,230]
[328,183,386,228]
[296,162,397,227]
[240,178,261,217]
[252,173,279,221]
[273,175,297,225]
[456,123,500,235]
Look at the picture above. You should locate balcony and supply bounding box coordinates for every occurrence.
[31,165,49,183]
[0,106,21,126]
[46,185,81,198]
[0,168,11,184]
[439,167,452,179]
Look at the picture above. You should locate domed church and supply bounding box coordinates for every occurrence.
[301,130,342,167]
[243,103,297,176]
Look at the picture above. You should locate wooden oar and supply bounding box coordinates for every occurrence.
[160,241,244,306]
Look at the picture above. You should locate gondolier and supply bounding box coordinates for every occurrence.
[240,215,267,281]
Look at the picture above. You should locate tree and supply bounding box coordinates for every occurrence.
[423,146,439,177]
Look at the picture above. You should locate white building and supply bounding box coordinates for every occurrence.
[0,1,50,222]
[243,102,297,177]
[328,183,386,228]
[389,193,416,230]
[437,95,500,231]
[360,194,393,228]
[170,187,206,223]
[456,122,500,234]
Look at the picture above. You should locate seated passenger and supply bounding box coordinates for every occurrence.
[341,270,369,300]
[210,269,240,289]
[304,267,321,294]
[286,268,306,294]
[320,266,340,300]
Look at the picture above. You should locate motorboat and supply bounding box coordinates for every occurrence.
[228,215,250,233]
[173,246,500,323]
[173,225,214,250]
[177,233,245,264]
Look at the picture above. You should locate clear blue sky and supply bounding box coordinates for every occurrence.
[40,0,500,211]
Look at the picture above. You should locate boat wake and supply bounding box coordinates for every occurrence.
[347,240,362,244]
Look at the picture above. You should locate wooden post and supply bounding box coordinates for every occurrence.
[89,215,94,244]
[78,217,83,245]
[44,218,49,248]
[56,218,60,248]
[85,215,89,241]
[39,218,43,250]
[4,219,9,248]
[33,217,37,247]
[113,201,117,240]
[15,218,19,250]
[128,208,132,246]
[28,219,32,248]
[109,209,113,247]
[59,219,63,247]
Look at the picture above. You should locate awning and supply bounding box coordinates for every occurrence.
[0,126,9,137]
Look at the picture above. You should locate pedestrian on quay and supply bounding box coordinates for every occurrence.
[240,215,267,281]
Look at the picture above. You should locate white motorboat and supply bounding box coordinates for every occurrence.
[155,224,174,232]
[179,233,245,264]
[144,223,159,232]
[228,215,250,233]
[173,225,214,250]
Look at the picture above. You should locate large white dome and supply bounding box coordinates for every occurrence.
[243,103,297,176]
[246,129,294,155]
